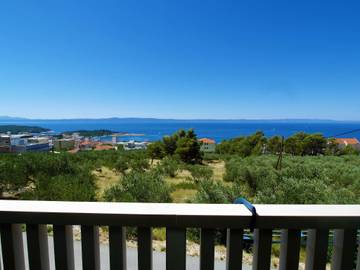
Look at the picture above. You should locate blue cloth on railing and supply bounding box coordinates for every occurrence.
[234,197,257,231]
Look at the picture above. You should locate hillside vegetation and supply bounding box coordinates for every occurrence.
[1,130,359,264]
[0,146,359,205]
[0,125,50,134]
[62,129,117,137]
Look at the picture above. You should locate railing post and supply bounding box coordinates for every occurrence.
[331,229,358,270]
[0,224,26,270]
[81,225,101,270]
[138,227,153,270]
[166,228,186,270]
[279,229,301,270]
[26,224,50,270]
[226,228,243,270]
[200,229,215,270]
[109,226,127,270]
[252,229,272,270]
[53,225,75,270]
[356,244,360,270]
[305,229,329,270]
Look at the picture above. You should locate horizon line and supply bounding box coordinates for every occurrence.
[1,115,360,122]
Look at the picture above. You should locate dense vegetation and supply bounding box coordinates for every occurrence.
[147,129,203,164]
[199,155,360,204]
[0,130,359,205]
[1,129,358,262]
[104,170,172,203]
[216,131,359,156]
[0,125,50,134]
[0,152,99,201]
[0,148,358,205]
[62,129,118,137]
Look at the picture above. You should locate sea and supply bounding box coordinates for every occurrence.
[1,119,360,143]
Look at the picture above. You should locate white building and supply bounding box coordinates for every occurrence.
[0,135,11,153]
[0,134,50,153]
[118,140,148,150]
[199,138,216,153]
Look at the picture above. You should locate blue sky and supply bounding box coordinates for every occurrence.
[0,0,360,120]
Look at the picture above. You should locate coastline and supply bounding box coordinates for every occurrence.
[113,133,145,137]
[2,121,360,142]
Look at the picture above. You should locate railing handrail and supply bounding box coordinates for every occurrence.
[254,204,360,229]
[254,204,360,216]
[0,200,252,228]
[0,200,359,270]
[0,200,359,228]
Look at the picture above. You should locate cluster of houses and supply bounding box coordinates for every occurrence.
[0,132,150,154]
[55,133,119,153]
[0,133,51,153]
[1,131,359,154]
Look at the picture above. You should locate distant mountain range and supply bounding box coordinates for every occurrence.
[0,115,358,123]
[0,116,29,121]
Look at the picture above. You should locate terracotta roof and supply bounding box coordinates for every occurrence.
[335,138,360,145]
[80,141,94,146]
[95,145,115,151]
[199,138,216,144]
[80,141,100,146]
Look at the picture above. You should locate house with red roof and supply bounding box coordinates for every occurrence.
[94,144,116,151]
[79,140,98,151]
[198,138,216,153]
[335,138,360,150]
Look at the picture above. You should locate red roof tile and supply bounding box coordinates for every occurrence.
[94,145,115,151]
[199,138,216,144]
[335,138,360,145]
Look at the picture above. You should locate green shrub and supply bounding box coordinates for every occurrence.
[23,171,96,201]
[202,152,221,161]
[187,165,213,182]
[114,151,149,174]
[114,155,129,175]
[103,171,172,203]
[223,158,242,182]
[173,181,197,190]
[147,141,165,162]
[223,155,360,204]
[158,157,180,178]
[129,156,150,172]
[194,178,233,204]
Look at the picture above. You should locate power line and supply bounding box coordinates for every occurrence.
[275,136,284,171]
[329,128,360,138]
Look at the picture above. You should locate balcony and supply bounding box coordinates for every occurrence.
[0,200,359,270]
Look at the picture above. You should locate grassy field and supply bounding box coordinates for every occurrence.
[93,160,226,203]
[206,160,225,181]
[93,166,121,200]
[166,161,226,202]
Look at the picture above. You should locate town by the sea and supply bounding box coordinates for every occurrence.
[1,119,360,142]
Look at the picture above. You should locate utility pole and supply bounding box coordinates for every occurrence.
[276,136,285,171]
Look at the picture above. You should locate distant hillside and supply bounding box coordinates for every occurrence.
[0,125,50,134]
[62,129,118,137]
[0,116,28,121]
[0,115,358,123]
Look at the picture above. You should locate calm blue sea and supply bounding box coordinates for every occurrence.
[1,120,360,142]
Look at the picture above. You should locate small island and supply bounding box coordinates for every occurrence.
[62,129,120,137]
[0,125,50,134]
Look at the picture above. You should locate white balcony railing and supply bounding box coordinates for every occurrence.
[0,200,359,270]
